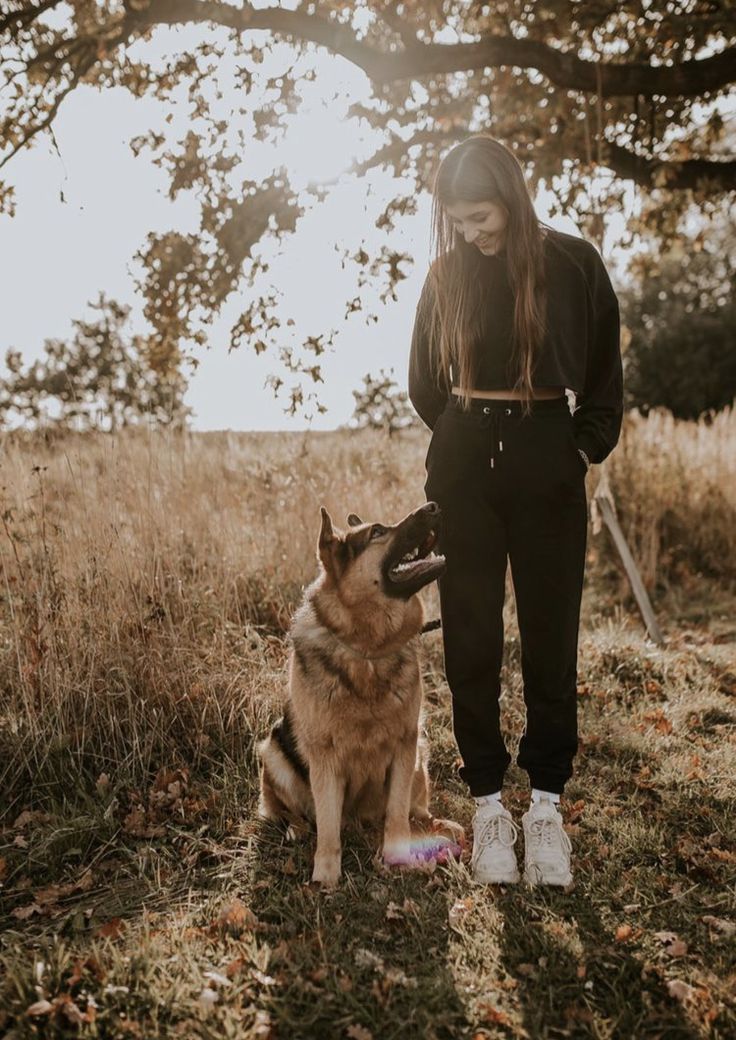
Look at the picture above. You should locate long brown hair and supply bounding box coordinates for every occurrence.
[421,134,552,418]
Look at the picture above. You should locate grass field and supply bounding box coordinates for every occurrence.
[1,408,735,1038]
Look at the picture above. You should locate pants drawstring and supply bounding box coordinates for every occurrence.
[482,407,507,468]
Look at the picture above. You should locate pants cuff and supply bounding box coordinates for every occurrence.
[526,776,567,796]
[459,769,507,798]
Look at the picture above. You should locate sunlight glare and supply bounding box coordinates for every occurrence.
[278,61,372,189]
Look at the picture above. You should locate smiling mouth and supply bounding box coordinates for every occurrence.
[387,529,445,584]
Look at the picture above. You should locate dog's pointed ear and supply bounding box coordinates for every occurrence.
[346,513,363,527]
[319,505,335,545]
[317,506,347,579]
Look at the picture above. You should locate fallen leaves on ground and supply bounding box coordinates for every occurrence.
[448,897,474,931]
[10,868,96,921]
[653,931,688,957]
[209,897,258,938]
[346,1024,372,1040]
[701,915,735,938]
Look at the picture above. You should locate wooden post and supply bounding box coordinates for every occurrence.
[590,465,666,646]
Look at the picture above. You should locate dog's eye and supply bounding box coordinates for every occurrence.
[370,524,387,539]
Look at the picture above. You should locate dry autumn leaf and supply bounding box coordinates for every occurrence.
[708,847,736,863]
[641,709,673,735]
[654,931,688,957]
[67,957,105,987]
[14,809,51,829]
[701,914,735,937]
[11,903,42,921]
[567,799,585,823]
[225,956,246,979]
[93,918,126,940]
[667,979,696,1002]
[449,897,474,930]
[26,1000,53,1017]
[211,897,258,937]
[477,1002,512,1026]
[346,1022,373,1040]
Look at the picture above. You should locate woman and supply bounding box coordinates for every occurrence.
[407,134,623,887]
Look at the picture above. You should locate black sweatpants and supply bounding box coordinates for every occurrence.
[423,394,588,797]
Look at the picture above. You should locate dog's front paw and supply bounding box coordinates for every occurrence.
[311,857,341,889]
[382,834,413,867]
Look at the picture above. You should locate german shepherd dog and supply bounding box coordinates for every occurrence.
[257,501,465,887]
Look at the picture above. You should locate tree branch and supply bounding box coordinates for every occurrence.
[374,1,420,49]
[0,0,65,37]
[130,0,736,98]
[605,140,736,192]
[0,44,97,171]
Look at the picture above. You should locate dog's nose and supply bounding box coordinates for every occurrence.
[423,501,440,514]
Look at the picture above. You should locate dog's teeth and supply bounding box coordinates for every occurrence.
[393,560,415,573]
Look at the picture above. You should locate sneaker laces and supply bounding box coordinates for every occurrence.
[528,815,572,855]
[474,812,519,854]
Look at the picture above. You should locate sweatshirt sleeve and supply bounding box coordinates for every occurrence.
[407,270,451,431]
[572,244,624,465]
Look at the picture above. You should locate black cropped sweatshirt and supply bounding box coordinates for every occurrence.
[407,227,624,466]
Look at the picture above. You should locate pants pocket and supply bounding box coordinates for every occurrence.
[424,411,446,473]
[565,426,588,478]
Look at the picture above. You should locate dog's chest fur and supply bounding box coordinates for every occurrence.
[288,628,422,755]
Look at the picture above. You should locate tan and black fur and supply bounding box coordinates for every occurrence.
[257,501,464,887]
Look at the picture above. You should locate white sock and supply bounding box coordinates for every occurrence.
[474,790,503,808]
[531,788,561,808]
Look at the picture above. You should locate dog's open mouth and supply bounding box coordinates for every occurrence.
[387,529,445,583]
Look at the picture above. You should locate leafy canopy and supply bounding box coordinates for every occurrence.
[2,1,735,419]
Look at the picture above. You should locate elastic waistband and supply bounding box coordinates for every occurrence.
[448,394,569,414]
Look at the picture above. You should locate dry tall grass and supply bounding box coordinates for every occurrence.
[0,407,734,814]
[612,405,736,589]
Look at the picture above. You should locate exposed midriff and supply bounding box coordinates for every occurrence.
[450,386,565,400]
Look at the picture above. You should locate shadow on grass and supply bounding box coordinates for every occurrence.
[493,753,735,1039]
[247,816,471,1040]
[495,886,703,1039]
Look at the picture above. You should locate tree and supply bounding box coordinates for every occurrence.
[2,2,735,419]
[620,201,736,419]
[348,367,417,434]
[0,292,192,431]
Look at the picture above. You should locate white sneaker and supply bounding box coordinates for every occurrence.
[471,802,520,884]
[522,796,573,887]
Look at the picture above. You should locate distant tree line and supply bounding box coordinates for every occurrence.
[3,224,734,437]
[619,219,736,421]
[1,293,191,433]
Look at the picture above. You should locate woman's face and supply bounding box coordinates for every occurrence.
[445,199,508,255]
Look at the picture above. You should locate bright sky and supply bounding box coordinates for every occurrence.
[1,16,631,432]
